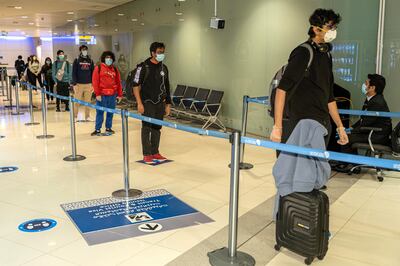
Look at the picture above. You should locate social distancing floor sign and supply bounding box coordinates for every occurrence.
[61,189,214,245]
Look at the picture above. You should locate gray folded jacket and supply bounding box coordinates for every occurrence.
[272,119,331,218]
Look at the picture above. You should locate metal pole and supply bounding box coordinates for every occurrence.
[112,109,142,199]
[25,84,39,126]
[4,75,13,106]
[376,0,386,74]
[64,96,86,161]
[208,131,255,266]
[0,69,5,97]
[36,89,54,139]
[229,95,253,170]
[12,81,24,115]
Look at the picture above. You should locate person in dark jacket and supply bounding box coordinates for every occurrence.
[342,74,392,154]
[91,51,122,136]
[270,9,349,150]
[52,50,72,112]
[132,42,172,164]
[72,45,95,121]
[15,55,25,80]
[41,57,55,103]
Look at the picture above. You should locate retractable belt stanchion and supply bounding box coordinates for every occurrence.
[112,109,143,199]
[64,96,86,161]
[229,95,254,170]
[4,76,13,106]
[36,88,54,139]
[12,81,24,115]
[208,131,256,266]
[0,69,5,97]
[25,85,40,126]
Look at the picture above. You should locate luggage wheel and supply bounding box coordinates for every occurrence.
[274,244,281,251]
[305,257,314,265]
[378,176,384,182]
[317,255,325,260]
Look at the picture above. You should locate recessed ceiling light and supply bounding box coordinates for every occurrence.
[179,18,185,22]
[67,11,74,15]
[141,23,145,26]
[67,19,73,22]
[178,0,186,2]
[94,24,99,27]
[131,18,138,22]
[114,28,118,32]
[48,30,52,33]
[176,12,183,16]
[28,22,34,25]
[21,16,28,19]
[79,19,85,22]
[118,13,124,16]
[15,6,22,9]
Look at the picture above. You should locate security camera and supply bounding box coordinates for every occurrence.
[210,17,225,29]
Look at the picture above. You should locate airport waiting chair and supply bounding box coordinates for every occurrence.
[348,126,398,182]
[171,86,198,115]
[176,88,210,116]
[188,90,225,131]
[171,84,187,107]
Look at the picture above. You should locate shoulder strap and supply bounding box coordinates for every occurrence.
[299,43,314,69]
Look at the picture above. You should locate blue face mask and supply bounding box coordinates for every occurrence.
[105,58,113,66]
[156,53,165,62]
[361,83,368,95]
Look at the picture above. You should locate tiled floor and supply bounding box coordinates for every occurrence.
[1,92,400,266]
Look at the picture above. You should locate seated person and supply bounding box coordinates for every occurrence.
[342,74,392,155]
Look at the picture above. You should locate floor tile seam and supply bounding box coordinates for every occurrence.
[0,200,69,220]
[328,176,383,242]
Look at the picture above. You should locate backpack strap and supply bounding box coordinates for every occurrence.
[299,43,314,70]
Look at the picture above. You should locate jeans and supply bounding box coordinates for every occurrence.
[95,95,117,130]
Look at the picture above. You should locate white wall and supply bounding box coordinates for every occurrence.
[0,37,35,75]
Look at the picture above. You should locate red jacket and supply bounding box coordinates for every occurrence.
[92,63,123,97]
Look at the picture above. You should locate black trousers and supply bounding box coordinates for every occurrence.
[56,82,70,109]
[27,71,43,90]
[141,101,165,156]
[277,118,332,157]
[45,79,54,101]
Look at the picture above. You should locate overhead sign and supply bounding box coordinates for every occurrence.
[61,189,214,245]
[18,219,57,232]
[0,166,18,173]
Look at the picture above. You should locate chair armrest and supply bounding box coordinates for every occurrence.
[360,127,383,132]
[205,103,221,106]
[192,100,206,103]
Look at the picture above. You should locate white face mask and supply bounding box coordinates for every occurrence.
[82,50,88,57]
[324,29,337,43]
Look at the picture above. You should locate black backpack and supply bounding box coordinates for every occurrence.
[268,43,315,118]
[391,122,400,153]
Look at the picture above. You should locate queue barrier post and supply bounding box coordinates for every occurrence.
[63,96,86,161]
[12,81,24,115]
[25,84,40,126]
[208,131,256,266]
[36,88,54,139]
[112,109,143,199]
[229,95,254,170]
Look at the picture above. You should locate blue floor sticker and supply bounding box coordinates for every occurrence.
[18,219,57,232]
[61,189,214,245]
[136,160,173,166]
[0,166,18,173]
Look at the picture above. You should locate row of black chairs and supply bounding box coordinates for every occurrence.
[170,85,226,131]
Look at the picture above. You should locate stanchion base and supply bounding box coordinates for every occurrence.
[228,162,254,170]
[63,155,86,161]
[208,248,255,266]
[36,135,55,139]
[11,112,25,116]
[25,122,40,126]
[112,189,143,199]
[4,105,15,108]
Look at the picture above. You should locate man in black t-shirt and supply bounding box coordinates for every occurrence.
[133,42,172,164]
[271,9,348,148]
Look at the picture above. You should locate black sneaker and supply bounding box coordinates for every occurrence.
[91,130,101,136]
[56,108,61,112]
[105,128,115,134]
[320,185,327,190]
[65,108,70,112]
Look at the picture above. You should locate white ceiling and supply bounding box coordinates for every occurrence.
[0,0,133,37]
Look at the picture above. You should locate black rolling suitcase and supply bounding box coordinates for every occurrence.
[274,190,330,265]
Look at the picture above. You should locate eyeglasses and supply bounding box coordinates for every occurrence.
[313,24,337,32]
